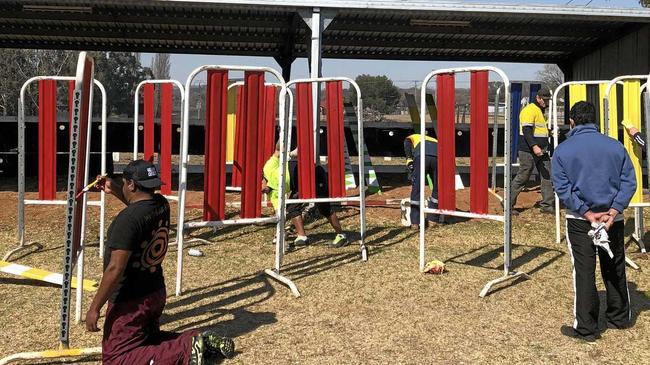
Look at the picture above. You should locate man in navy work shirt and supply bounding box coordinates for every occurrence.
[552,101,636,343]
[86,160,234,364]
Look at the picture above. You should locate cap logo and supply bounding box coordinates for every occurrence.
[147,167,157,177]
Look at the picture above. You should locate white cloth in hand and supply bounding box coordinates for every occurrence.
[588,222,614,259]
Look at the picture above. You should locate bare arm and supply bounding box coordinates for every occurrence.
[85,249,131,331]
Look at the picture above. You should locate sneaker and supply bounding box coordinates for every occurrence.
[560,325,599,343]
[202,331,235,359]
[294,236,309,246]
[189,334,205,365]
[285,241,296,253]
[330,233,348,248]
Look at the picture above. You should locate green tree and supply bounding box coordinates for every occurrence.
[91,52,152,116]
[354,74,401,115]
[641,0,649,7]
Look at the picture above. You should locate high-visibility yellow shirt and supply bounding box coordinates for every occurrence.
[262,154,289,210]
[519,103,548,138]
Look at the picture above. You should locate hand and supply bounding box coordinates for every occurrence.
[532,145,543,156]
[85,307,100,332]
[97,176,119,196]
[584,210,607,224]
[600,214,615,231]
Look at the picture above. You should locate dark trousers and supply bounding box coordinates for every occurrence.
[410,155,438,225]
[565,219,631,336]
[103,287,198,365]
[511,150,554,209]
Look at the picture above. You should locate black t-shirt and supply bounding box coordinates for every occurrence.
[103,194,169,303]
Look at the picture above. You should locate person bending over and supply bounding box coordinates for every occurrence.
[86,160,234,365]
[552,101,636,343]
[263,143,347,252]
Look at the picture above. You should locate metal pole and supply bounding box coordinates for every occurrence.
[418,76,428,271]
[503,80,512,276]
[133,84,141,159]
[17,96,25,247]
[310,8,322,165]
[96,81,107,259]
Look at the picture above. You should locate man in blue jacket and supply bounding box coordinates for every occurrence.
[552,101,636,343]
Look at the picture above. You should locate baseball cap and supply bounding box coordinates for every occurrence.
[536,87,552,100]
[123,159,163,189]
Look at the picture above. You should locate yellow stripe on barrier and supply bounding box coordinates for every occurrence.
[226,85,237,163]
[0,260,98,291]
[600,83,619,139]
[569,84,587,108]
[623,80,643,204]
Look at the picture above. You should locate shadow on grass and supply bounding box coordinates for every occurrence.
[596,282,650,330]
[162,272,278,336]
[281,226,415,281]
[0,276,59,288]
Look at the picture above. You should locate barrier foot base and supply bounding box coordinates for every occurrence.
[360,245,368,261]
[0,346,101,365]
[3,242,44,261]
[625,256,641,270]
[169,237,212,247]
[263,269,300,298]
[479,271,530,298]
[630,234,647,254]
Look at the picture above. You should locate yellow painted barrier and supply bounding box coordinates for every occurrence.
[226,85,237,163]
[623,80,643,203]
[569,84,587,107]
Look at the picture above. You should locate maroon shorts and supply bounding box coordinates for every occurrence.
[102,287,198,365]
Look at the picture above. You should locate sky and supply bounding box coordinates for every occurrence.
[139,0,643,87]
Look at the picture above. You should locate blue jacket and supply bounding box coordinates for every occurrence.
[551,124,636,215]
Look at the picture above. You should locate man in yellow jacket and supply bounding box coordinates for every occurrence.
[510,87,553,215]
[404,132,438,228]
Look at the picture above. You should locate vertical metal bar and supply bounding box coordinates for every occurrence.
[133,84,140,159]
[275,87,289,272]
[357,97,366,256]
[17,96,25,247]
[553,89,562,244]
[419,77,428,271]
[641,84,650,252]
[176,77,192,296]
[97,81,107,258]
[310,8,322,165]
[491,87,501,191]
[503,81,512,275]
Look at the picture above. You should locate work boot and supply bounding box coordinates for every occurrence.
[202,331,235,359]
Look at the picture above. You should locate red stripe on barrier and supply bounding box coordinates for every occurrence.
[203,70,229,221]
[470,71,489,214]
[262,86,277,162]
[160,83,173,195]
[38,79,57,200]
[296,83,316,199]
[231,86,244,187]
[143,83,155,162]
[437,74,456,211]
[241,71,265,218]
[72,57,94,263]
[325,81,346,198]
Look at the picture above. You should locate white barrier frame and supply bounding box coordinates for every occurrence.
[418,66,528,298]
[132,79,185,202]
[8,76,107,325]
[262,77,367,298]
[605,74,650,260]
[176,65,287,296]
[1,52,102,365]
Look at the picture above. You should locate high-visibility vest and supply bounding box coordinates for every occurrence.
[519,103,548,138]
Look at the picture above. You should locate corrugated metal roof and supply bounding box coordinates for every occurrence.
[0,1,648,63]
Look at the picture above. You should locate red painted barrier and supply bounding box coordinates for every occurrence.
[241,71,265,218]
[231,86,244,187]
[296,83,316,199]
[262,85,277,162]
[160,83,173,195]
[38,79,57,200]
[325,81,346,198]
[470,71,489,214]
[436,74,456,211]
[143,83,155,161]
[203,70,228,221]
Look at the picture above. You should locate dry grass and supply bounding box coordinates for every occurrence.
[0,179,649,364]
